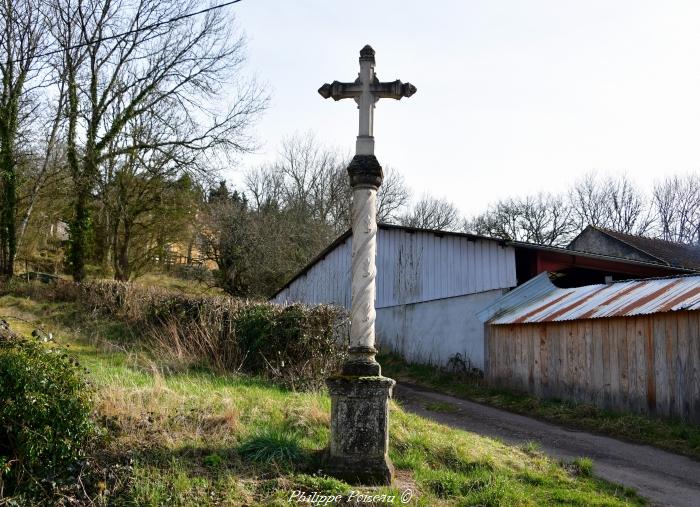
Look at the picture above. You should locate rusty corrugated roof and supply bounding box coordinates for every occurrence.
[488,273,700,324]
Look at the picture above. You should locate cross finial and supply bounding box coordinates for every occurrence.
[318,45,416,155]
[359,45,375,61]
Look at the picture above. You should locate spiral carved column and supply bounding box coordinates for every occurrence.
[342,154,385,376]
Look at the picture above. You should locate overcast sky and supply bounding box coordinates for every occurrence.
[226,0,700,216]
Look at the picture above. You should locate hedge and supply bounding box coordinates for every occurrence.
[1,279,347,390]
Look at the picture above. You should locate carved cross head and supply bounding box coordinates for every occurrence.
[318,45,416,155]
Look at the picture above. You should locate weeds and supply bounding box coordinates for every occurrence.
[1,279,347,390]
[570,457,594,477]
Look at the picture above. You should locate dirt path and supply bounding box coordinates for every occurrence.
[394,383,700,507]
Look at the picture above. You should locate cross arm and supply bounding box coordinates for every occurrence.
[370,79,417,100]
[318,80,362,101]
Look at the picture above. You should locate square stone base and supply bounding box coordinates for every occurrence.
[322,452,395,486]
[323,375,396,485]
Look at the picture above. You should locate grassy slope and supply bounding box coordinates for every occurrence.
[0,295,642,506]
[380,353,700,462]
[133,273,225,296]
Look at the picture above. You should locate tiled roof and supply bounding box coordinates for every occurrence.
[593,227,700,270]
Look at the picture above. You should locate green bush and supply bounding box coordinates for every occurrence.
[0,337,97,495]
[1,279,348,390]
[234,303,343,389]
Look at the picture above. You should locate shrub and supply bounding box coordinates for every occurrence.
[0,336,98,496]
[2,279,347,390]
[234,303,343,389]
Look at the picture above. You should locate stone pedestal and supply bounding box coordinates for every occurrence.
[323,376,396,485]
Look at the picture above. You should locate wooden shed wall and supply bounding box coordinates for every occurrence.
[485,311,700,423]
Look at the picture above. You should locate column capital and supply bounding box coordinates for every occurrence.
[347,154,383,189]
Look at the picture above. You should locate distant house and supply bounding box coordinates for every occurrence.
[51,220,70,242]
[568,225,700,271]
[272,224,692,370]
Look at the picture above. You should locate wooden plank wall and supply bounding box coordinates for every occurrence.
[485,311,700,423]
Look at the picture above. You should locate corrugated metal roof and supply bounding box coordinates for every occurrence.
[489,273,700,324]
[477,272,556,323]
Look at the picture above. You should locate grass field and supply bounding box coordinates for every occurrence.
[133,273,225,296]
[0,294,644,506]
[380,353,700,462]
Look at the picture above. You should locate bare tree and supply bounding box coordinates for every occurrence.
[244,163,285,212]
[48,0,267,280]
[244,133,411,232]
[517,194,575,245]
[607,176,654,234]
[568,172,653,235]
[399,194,461,231]
[0,0,44,276]
[96,107,203,280]
[15,79,68,256]
[466,193,575,246]
[376,166,411,224]
[652,174,700,244]
[568,173,608,230]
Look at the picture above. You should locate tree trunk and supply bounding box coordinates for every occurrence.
[113,221,131,281]
[69,186,90,282]
[0,136,16,277]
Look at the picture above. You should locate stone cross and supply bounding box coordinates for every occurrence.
[318,45,416,486]
[319,45,416,376]
[319,45,416,156]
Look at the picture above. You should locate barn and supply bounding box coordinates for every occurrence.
[481,273,700,422]
[273,224,692,370]
[568,225,700,271]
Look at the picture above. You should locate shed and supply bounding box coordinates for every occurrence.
[568,225,700,271]
[273,224,692,370]
[274,225,517,369]
[481,273,700,422]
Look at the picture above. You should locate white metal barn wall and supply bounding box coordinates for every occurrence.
[375,228,515,307]
[273,228,517,369]
[273,236,353,308]
[376,289,507,369]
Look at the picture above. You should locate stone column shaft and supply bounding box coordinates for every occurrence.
[350,186,377,344]
[342,154,384,376]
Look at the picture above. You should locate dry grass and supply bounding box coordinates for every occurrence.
[98,377,243,449]
[0,293,645,506]
[1,279,347,389]
[134,273,223,296]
